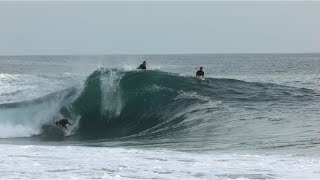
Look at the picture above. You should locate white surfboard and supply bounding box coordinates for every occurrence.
[196,76,206,80]
[63,124,74,137]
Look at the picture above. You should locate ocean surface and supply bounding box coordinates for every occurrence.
[0,54,319,179]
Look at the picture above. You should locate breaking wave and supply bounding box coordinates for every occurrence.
[0,69,317,140]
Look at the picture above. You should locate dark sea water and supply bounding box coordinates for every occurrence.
[0,54,319,179]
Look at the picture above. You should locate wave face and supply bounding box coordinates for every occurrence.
[60,69,317,140]
[69,69,206,139]
[0,68,318,144]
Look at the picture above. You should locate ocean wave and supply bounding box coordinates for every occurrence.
[0,68,317,140]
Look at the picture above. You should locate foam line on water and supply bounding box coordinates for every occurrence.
[0,144,319,179]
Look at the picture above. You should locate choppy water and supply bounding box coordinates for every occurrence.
[0,54,319,179]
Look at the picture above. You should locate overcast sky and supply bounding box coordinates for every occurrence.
[0,1,319,55]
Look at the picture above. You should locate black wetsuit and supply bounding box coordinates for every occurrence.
[196,70,204,77]
[138,64,146,70]
[56,119,72,129]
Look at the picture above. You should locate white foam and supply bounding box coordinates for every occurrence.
[0,73,79,104]
[100,69,123,118]
[175,90,212,102]
[0,89,77,138]
[0,144,319,179]
[0,124,40,138]
[145,84,174,93]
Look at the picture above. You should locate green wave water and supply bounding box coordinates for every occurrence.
[38,69,319,146]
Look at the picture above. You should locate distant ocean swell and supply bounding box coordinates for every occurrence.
[0,68,317,140]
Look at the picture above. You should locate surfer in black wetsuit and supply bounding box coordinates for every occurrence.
[137,61,147,70]
[55,119,72,130]
[196,67,204,78]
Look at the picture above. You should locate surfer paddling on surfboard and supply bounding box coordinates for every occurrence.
[196,67,204,79]
[55,119,72,130]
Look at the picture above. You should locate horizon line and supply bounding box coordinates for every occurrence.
[1,52,320,56]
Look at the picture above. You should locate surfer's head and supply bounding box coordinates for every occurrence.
[200,67,203,70]
[143,61,146,65]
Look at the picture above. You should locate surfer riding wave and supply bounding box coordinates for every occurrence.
[55,119,72,130]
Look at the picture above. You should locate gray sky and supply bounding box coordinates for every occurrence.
[0,1,319,55]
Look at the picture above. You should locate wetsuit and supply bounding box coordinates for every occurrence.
[196,70,204,77]
[138,64,146,70]
[56,119,72,129]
